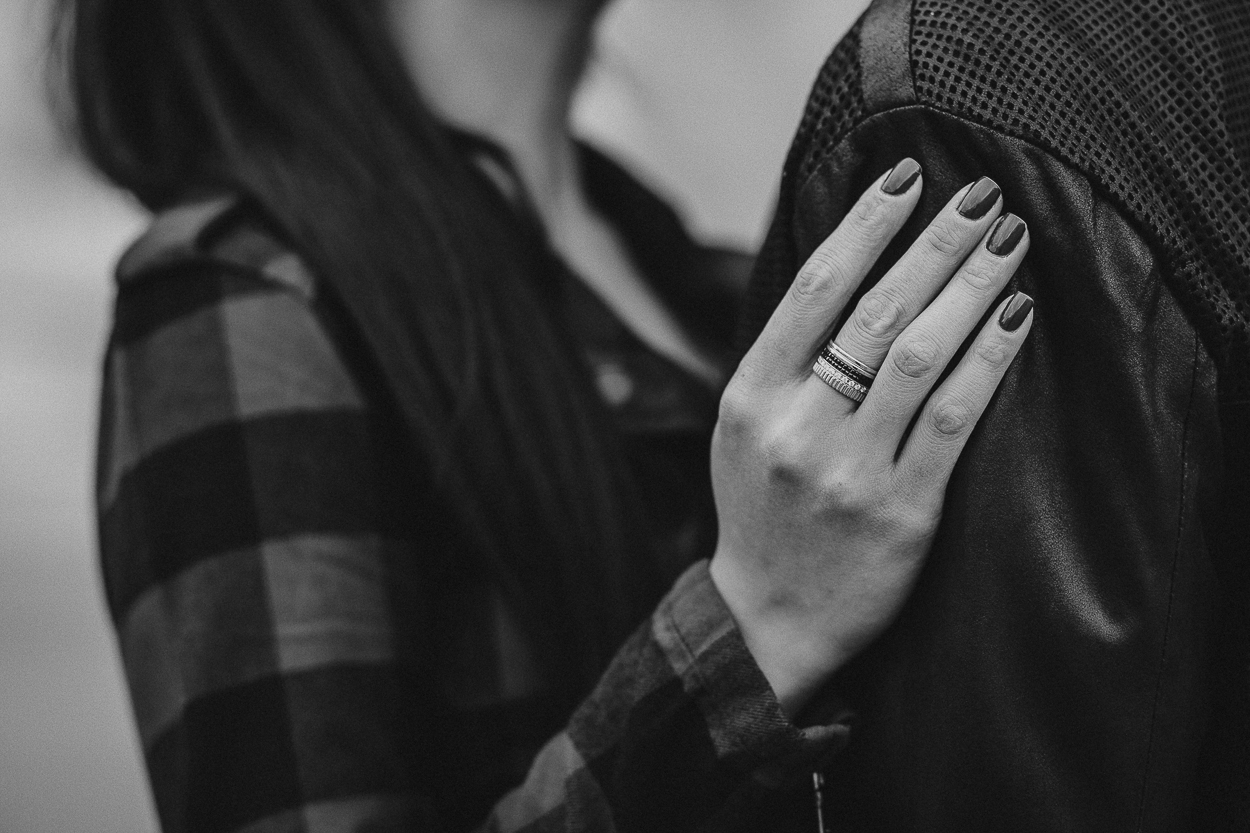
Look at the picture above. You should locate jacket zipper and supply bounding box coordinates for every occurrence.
[813,771,828,833]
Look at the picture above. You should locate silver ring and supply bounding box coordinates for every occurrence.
[826,341,877,383]
[812,341,877,404]
[812,356,868,403]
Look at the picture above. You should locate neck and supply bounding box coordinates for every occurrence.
[388,0,601,213]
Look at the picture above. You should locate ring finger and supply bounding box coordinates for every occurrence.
[810,177,1003,410]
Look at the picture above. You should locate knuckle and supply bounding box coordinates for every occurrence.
[973,333,1014,368]
[717,383,755,434]
[927,395,976,437]
[792,250,843,302]
[890,334,942,379]
[820,464,874,513]
[854,290,908,340]
[847,192,892,237]
[957,258,1002,293]
[759,426,813,488]
[921,220,966,257]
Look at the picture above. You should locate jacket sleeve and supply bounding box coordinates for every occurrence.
[98,257,849,833]
[740,9,1227,830]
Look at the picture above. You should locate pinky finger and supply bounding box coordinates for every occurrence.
[897,291,1034,488]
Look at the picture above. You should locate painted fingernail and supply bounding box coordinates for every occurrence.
[987,214,1027,256]
[958,177,1001,220]
[998,291,1034,332]
[881,158,923,195]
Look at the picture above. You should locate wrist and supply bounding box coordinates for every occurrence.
[708,553,848,717]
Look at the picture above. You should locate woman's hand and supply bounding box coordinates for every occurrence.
[710,162,1034,715]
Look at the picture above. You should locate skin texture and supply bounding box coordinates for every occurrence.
[709,168,1033,715]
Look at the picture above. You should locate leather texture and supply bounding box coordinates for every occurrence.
[740,0,1250,826]
[792,109,1221,832]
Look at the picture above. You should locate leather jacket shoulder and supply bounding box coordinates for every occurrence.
[742,0,1250,828]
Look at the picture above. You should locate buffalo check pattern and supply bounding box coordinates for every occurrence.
[96,196,850,833]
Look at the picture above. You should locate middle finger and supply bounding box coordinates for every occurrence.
[824,177,1004,394]
[856,211,1030,444]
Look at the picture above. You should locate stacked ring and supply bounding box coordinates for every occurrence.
[823,342,878,384]
[812,341,877,404]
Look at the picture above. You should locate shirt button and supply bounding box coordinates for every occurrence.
[595,362,635,407]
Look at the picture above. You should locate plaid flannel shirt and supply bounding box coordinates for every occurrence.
[97,187,850,833]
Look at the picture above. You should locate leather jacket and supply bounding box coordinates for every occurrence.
[741,0,1250,829]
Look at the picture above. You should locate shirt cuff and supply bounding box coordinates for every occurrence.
[651,560,852,785]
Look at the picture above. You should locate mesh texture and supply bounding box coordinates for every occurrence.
[748,22,865,336]
[795,21,867,187]
[789,0,1250,403]
[911,0,1250,401]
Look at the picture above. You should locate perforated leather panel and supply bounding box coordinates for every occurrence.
[749,23,867,326]
[912,0,1250,400]
[794,21,867,188]
[775,0,1250,403]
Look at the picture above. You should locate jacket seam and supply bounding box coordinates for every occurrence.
[795,103,1152,249]
[1135,328,1202,830]
[792,103,1211,366]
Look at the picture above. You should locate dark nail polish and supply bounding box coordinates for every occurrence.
[987,214,1027,256]
[998,291,1035,332]
[881,158,923,195]
[958,177,1002,220]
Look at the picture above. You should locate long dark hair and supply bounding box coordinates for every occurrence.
[57,0,662,689]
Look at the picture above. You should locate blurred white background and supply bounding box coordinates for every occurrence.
[0,0,866,829]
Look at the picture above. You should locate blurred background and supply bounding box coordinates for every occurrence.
[0,0,865,829]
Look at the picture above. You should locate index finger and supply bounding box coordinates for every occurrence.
[742,159,924,387]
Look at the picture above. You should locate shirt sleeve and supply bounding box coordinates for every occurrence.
[97,260,849,833]
[98,260,441,832]
[484,561,850,833]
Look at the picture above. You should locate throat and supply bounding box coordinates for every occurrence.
[386,0,594,197]
[387,0,719,385]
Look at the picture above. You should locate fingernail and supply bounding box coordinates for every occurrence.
[998,291,1034,332]
[958,177,1001,220]
[987,214,1027,256]
[881,158,923,195]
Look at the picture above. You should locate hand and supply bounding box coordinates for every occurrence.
[709,162,1034,714]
